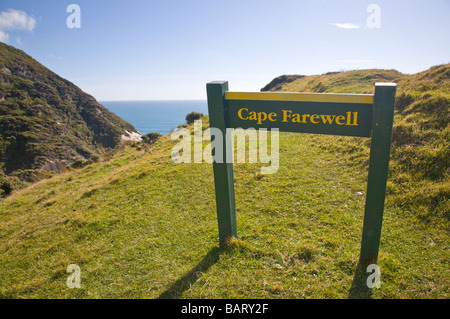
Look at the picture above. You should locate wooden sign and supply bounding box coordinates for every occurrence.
[206,81,396,264]
[226,91,373,137]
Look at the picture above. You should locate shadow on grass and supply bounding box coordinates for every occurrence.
[157,247,220,299]
[159,242,374,299]
[348,261,373,299]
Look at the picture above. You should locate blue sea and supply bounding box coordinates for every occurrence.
[101,100,208,135]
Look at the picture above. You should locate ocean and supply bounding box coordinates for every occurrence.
[101,100,208,136]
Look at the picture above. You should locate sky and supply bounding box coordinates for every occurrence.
[0,0,449,100]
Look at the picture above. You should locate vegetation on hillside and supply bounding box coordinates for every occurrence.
[185,111,205,124]
[261,75,306,92]
[262,69,403,94]
[0,43,139,179]
[265,65,449,228]
[0,117,448,298]
[0,64,448,299]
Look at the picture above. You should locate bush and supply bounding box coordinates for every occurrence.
[0,173,24,197]
[10,169,54,183]
[90,154,101,163]
[70,158,89,169]
[185,112,204,124]
[142,132,162,144]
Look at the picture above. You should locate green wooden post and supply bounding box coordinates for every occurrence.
[206,81,237,247]
[359,83,397,264]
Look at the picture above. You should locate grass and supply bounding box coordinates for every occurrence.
[0,117,448,298]
[1,65,448,299]
[276,65,449,230]
[268,69,403,94]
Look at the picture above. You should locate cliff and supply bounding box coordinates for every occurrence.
[0,42,140,175]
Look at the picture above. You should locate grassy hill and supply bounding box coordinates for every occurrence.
[265,65,449,227]
[0,65,448,299]
[0,43,140,196]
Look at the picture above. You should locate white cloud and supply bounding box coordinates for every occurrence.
[330,23,360,29]
[0,9,36,43]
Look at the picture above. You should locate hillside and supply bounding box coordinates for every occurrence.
[0,43,140,184]
[261,69,404,94]
[263,66,449,225]
[0,65,448,299]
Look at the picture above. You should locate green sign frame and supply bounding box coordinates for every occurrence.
[206,81,396,264]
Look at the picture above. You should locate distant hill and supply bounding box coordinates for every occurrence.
[260,69,404,93]
[0,42,140,176]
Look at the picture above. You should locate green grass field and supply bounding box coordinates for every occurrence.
[1,65,448,299]
[0,120,448,298]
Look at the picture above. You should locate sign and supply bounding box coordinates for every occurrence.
[226,91,373,137]
[206,81,396,264]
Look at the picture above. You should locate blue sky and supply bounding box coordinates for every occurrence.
[0,0,449,100]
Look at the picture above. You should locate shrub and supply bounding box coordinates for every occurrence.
[70,158,89,169]
[0,173,24,197]
[10,169,54,183]
[185,112,204,124]
[142,132,162,144]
